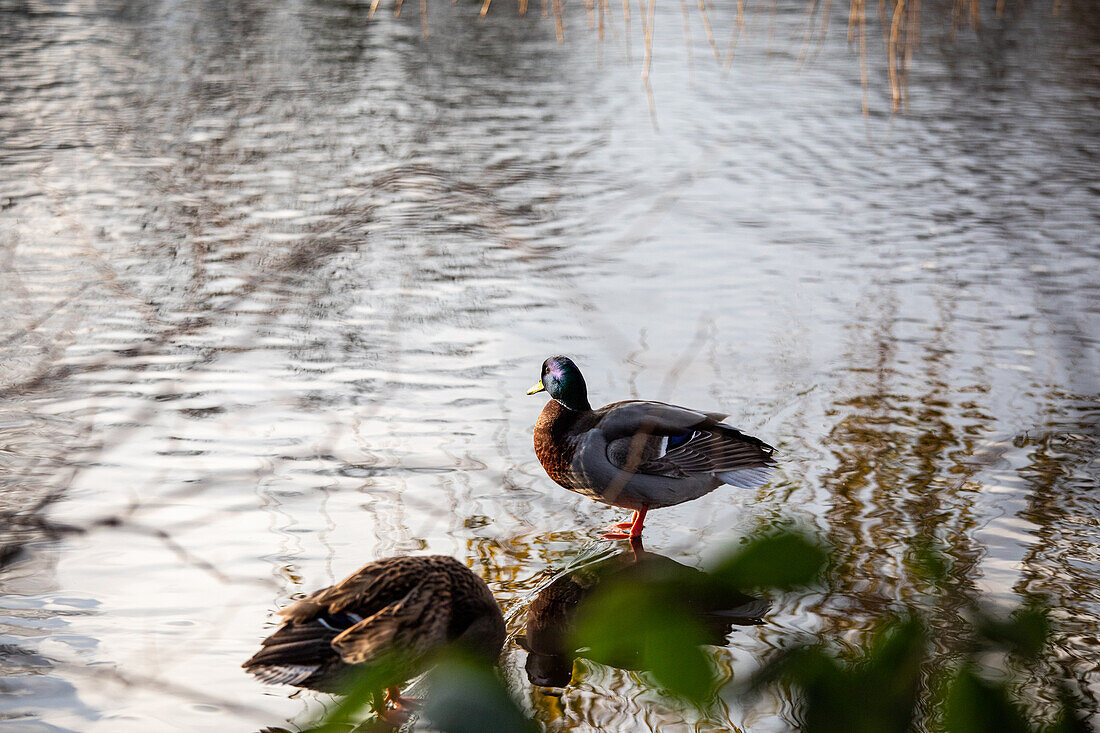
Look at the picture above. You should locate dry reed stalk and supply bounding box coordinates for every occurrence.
[680,0,695,83]
[797,0,834,67]
[888,0,904,110]
[847,0,870,115]
[859,1,869,115]
[909,0,921,53]
[600,0,628,59]
[722,0,748,71]
[902,0,920,109]
[696,0,722,62]
[798,0,820,65]
[357,0,1005,118]
[643,0,657,126]
[623,0,632,60]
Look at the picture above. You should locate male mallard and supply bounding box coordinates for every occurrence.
[527,356,776,539]
[243,555,505,722]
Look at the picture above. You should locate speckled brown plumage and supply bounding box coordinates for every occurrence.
[242,555,505,694]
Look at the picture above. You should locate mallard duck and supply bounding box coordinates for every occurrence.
[243,555,505,722]
[527,356,776,539]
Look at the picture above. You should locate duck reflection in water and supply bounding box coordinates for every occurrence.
[516,539,769,692]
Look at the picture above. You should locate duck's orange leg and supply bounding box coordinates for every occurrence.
[602,507,647,540]
[609,510,639,530]
[385,686,421,710]
[376,687,421,726]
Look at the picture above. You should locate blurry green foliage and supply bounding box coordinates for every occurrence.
[973,602,1051,662]
[568,528,1089,732]
[570,580,716,704]
[568,528,828,706]
[709,530,831,591]
[908,535,952,585]
[299,653,402,733]
[751,613,927,733]
[300,648,532,733]
[421,652,537,733]
[298,527,1089,732]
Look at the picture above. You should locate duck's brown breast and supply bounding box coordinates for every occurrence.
[533,399,581,489]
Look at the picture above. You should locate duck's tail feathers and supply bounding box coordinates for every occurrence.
[246,663,320,686]
[717,466,773,489]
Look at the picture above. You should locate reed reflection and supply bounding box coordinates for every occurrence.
[517,539,769,692]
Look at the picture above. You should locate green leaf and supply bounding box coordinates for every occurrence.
[571,580,717,706]
[422,652,536,733]
[645,624,715,702]
[908,536,951,585]
[750,616,926,733]
[301,653,402,733]
[709,531,829,591]
[942,666,1033,733]
[975,604,1050,661]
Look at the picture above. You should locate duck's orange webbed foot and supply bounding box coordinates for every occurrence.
[385,686,422,711]
[377,706,411,727]
[609,514,638,530]
[374,687,421,726]
[601,508,647,540]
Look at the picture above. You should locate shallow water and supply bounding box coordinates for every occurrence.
[1,0,1098,730]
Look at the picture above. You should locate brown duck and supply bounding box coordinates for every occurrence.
[242,555,505,722]
[527,356,776,539]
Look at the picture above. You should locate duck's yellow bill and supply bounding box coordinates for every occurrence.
[526,380,546,395]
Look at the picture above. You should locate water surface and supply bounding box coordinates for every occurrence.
[1,0,1097,730]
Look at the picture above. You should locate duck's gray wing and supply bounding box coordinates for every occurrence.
[569,402,724,508]
[572,401,776,508]
[594,400,718,441]
[641,423,776,489]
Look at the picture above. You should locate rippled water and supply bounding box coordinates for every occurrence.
[1,0,1097,730]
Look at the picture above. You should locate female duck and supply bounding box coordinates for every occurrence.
[243,555,505,722]
[527,356,776,539]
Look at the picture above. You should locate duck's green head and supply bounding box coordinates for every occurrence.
[526,356,591,412]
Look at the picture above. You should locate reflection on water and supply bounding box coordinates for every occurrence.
[0,0,1098,730]
[517,541,767,692]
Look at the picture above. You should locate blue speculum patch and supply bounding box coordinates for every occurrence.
[667,431,692,450]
